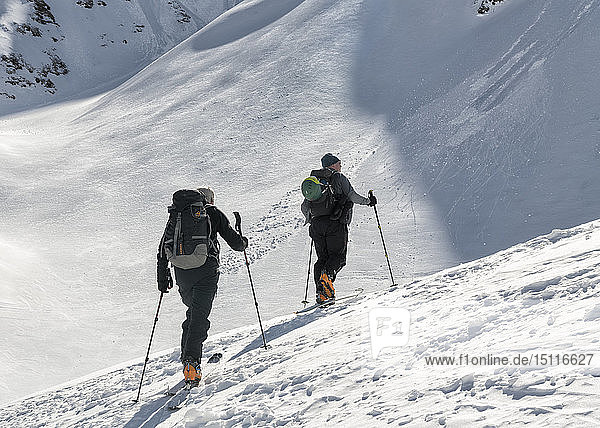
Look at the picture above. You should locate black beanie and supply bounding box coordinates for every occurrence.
[321,153,340,168]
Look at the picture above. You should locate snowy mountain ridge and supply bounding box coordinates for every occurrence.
[0,0,507,114]
[1,219,599,427]
[0,0,243,113]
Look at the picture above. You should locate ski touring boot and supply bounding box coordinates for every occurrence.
[316,271,335,304]
[182,358,202,388]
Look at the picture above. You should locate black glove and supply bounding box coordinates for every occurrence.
[242,236,248,250]
[368,193,377,207]
[157,255,173,293]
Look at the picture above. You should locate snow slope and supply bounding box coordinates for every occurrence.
[1,0,600,410]
[2,220,599,427]
[0,0,455,404]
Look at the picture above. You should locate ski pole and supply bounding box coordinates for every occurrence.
[133,291,164,403]
[369,190,397,287]
[302,240,314,306]
[233,212,269,350]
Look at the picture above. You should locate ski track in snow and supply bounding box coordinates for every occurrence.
[2,220,599,427]
[218,146,374,276]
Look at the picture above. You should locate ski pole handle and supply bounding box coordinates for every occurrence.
[233,211,242,235]
[368,189,378,207]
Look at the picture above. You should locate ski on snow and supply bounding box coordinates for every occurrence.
[165,352,222,411]
[295,288,364,314]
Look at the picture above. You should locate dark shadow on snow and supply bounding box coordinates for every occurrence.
[123,389,181,428]
[351,1,600,261]
[229,303,345,361]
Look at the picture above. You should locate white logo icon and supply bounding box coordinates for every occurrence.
[369,308,410,359]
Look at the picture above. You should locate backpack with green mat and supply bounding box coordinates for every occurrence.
[301,168,341,218]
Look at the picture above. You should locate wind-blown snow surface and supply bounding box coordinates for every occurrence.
[1,0,600,409]
[2,220,600,427]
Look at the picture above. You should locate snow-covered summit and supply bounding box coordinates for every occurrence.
[2,219,599,427]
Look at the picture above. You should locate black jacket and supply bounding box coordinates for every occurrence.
[204,205,247,255]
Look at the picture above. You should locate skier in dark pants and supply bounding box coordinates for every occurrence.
[157,187,247,385]
[301,153,377,303]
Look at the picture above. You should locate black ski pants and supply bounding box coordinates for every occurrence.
[175,257,219,362]
[309,216,348,287]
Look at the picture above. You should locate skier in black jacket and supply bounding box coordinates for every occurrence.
[301,153,377,303]
[157,187,247,385]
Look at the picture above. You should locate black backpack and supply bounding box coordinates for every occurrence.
[304,168,341,218]
[161,189,212,269]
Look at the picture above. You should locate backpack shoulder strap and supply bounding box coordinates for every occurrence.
[172,212,182,256]
[158,207,177,257]
[206,207,215,253]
